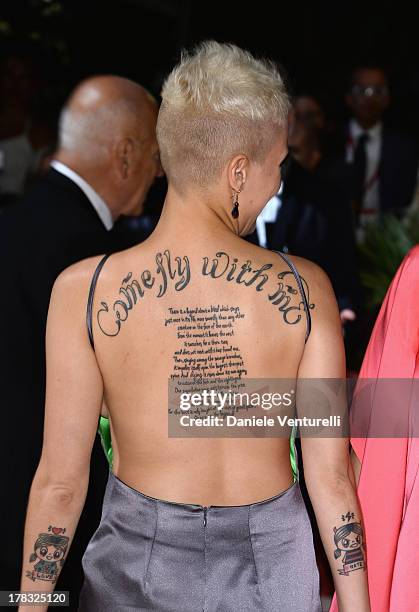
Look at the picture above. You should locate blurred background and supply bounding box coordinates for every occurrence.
[1,2,418,609]
[1,0,419,136]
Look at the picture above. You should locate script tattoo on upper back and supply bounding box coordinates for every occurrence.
[97,250,191,337]
[202,251,314,326]
[96,249,314,339]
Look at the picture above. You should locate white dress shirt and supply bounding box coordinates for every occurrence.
[255,183,283,248]
[50,160,114,230]
[348,121,382,202]
[346,120,382,241]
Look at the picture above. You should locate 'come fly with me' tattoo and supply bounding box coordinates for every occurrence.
[96,250,315,339]
[333,512,366,576]
[25,526,69,584]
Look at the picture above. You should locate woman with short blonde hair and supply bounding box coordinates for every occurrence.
[157,40,290,191]
[20,41,369,611]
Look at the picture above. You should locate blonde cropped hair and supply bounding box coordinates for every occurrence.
[157,40,291,191]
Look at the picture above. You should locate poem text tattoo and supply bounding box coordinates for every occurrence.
[166,304,247,381]
[25,526,69,584]
[166,304,249,421]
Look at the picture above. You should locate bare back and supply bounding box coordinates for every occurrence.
[85,233,315,506]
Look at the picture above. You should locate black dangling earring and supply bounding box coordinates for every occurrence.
[231,192,239,219]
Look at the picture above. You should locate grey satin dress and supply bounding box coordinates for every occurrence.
[78,469,321,611]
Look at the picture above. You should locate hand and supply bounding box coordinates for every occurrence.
[340,309,356,325]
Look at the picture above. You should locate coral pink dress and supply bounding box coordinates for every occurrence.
[330,246,419,612]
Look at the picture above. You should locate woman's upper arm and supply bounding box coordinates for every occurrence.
[37,260,104,491]
[295,260,350,484]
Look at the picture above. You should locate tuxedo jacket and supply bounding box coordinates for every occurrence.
[374,127,418,212]
[0,169,142,607]
[340,124,419,213]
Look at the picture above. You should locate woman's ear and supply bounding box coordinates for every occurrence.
[227,155,248,192]
[115,138,135,180]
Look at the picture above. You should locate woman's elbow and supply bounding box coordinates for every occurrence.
[31,461,90,504]
[303,458,354,497]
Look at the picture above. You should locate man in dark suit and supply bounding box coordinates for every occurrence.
[248,94,361,322]
[0,75,162,608]
[344,65,418,234]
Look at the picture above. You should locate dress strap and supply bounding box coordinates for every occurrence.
[86,254,111,350]
[272,250,312,342]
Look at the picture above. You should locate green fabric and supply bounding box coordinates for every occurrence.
[98,417,299,482]
[98,416,113,468]
[290,423,299,482]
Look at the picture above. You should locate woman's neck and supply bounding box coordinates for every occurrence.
[150,185,240,244]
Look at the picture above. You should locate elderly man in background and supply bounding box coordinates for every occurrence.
[0,75,161,609]
[345,65,418,238]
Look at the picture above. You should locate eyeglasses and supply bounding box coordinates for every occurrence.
[351,85,389,98]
